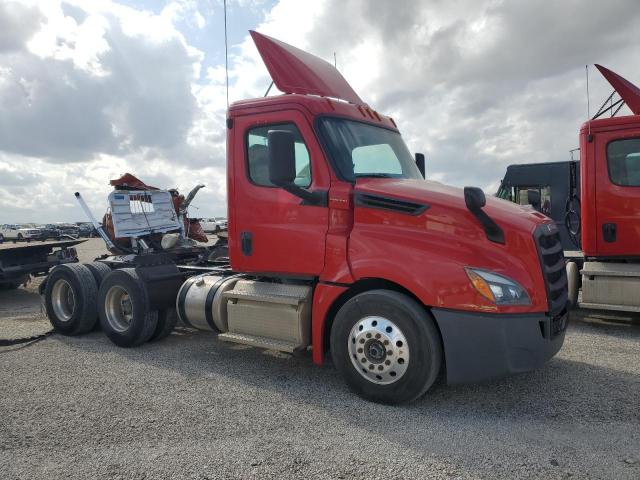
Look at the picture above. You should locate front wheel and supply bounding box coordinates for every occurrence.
[330,290,442,404]
[566,261,580,309]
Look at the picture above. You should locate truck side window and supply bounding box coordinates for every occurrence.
[516,186,551,215]
[246,123,311,188]
[607,138,640,186]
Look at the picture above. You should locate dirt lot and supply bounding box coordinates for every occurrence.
[1,239,639,479]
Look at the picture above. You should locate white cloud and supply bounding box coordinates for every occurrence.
[0,0,639,226]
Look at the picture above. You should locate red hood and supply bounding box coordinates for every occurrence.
[355,178,548,234]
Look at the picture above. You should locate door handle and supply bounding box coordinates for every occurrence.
[602,223,617,243]
[241,231,253,256]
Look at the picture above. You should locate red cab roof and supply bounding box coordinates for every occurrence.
[250,30,364,105]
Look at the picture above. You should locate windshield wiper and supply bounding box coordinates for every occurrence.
[355,173,397,178]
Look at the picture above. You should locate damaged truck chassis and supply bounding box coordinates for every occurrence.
[43,31,569,404]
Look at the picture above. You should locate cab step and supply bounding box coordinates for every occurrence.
[217,332,299,352]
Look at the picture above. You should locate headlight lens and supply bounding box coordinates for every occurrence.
[465,268,531,305]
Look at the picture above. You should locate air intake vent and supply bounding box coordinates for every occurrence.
[354,193,428,216]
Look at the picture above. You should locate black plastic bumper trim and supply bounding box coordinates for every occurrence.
[431,307,567,385]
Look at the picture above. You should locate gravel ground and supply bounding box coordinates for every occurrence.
[1,239,639,479]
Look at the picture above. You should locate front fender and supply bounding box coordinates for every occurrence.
[348,219,547,315]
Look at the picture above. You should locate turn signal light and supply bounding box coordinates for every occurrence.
[465,269,495,303]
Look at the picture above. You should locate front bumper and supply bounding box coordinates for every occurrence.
[431,308,568,384]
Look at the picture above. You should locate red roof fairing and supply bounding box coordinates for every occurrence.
[596,64,640,115]
[250,30,364,105]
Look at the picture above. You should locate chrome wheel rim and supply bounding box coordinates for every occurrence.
[51,279,76,322]
[348,316,410,385]
[104,285,134,332]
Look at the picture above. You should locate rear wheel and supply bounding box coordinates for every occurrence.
[330,289,442,404]
[84,262,112,330]
[149,308,178,341]
[85,262,112,289]
[98,269,158,347]
[45,264,98,335]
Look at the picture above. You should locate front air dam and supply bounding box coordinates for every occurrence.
[431,308,568,384]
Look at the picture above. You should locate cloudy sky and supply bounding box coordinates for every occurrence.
[0,0,639,223]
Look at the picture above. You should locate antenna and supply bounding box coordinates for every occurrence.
[334,52,337,69]
[586,65,591,136]
[223,0,229,108]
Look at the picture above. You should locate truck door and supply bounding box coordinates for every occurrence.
[229,109,330,275]
[595,130,640,256]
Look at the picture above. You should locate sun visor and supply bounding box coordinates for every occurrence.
[250,30,364,105]
[596,64,640,115]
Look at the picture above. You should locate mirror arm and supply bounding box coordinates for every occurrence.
[279,183,328,207]
[464,186,505,244]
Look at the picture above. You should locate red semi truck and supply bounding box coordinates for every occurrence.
[43,31,568,404]
[574,67,640,311]
[497,65,640,314]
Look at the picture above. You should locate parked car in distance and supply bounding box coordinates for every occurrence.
[0,224,43,242]
[75,222,96,237]
[54,223,80,238]
[200,217,227,234]
[36,224,62,240]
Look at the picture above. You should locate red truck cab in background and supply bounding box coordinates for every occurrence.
[572,65,640,312]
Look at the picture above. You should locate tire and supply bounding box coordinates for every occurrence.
[84,262,112,288]
[17,233,23,240]
[98,268,158,347]
[566,261,580,309]
[84,262,112,330]
[45,264,99,335]
[0,234,4,243]
[149,308,178,342]
[330,289,442,404]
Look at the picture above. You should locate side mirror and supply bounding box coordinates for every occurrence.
[464,186,505,244]
[267,130,296,186]
[267,129,327,207]
[415,153,425,179]
[527,189,541,211]
[464,186,486,211]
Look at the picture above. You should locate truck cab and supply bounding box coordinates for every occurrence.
[497,161,581,251]
[43,31,569,404]
[575,65,640,312]
[222,32,569,400]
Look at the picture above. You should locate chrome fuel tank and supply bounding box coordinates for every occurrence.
[176,274,242,332]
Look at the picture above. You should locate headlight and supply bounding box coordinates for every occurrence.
[465,268,531,305]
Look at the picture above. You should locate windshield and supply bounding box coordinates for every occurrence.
[317,117,422,182]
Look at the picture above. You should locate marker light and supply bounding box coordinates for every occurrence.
[465,268,531,305]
